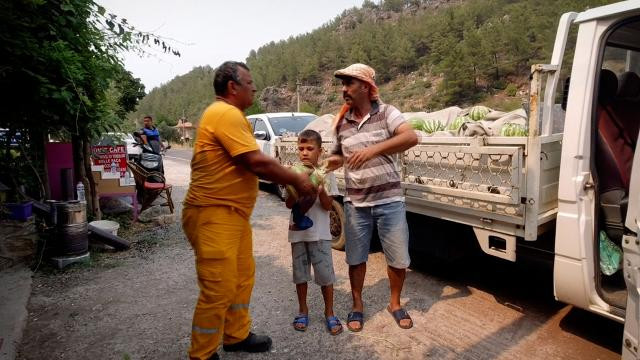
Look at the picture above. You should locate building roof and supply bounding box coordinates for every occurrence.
[174,121,194,128]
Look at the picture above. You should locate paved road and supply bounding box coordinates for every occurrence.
[163,148,626,359]
[164,148,193,162]
[161,155,626,359]
[17,156,624,359]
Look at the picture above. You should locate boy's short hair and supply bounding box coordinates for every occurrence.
[297,129,322,147]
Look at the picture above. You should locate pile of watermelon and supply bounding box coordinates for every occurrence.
[499,122,528,137]
[407,104,528,137]
[449,115,470,131]
[468,105,491,121]
[408,118,445,134]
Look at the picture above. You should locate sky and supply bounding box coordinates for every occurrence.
[99,0,365,91]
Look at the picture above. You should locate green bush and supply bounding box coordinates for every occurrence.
[492,80,507,90]
[300,102,319,114]
[505,83,518,97]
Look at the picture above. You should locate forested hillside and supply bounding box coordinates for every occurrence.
[132,0,616,126]
[128,66,215,138]
[247,0,613,109]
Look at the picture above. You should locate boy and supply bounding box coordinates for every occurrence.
[286,129,343,336]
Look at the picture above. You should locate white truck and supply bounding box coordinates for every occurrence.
[247,112,317,198]
[275,1,640,356]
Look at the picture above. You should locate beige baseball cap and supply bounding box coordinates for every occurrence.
[334,63,377,88]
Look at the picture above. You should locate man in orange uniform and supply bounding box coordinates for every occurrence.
[182,61,315,360]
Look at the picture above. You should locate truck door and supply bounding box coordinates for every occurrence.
[622,130,640,359]
[253,118,272,156]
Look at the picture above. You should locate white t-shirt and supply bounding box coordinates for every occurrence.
[288,173,339,243]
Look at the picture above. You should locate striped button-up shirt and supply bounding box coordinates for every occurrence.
[332,101,406,206]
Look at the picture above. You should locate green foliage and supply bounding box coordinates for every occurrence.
[0,0,176,202]
[481,96,523,112]
[157,122,180,144]
[245,101,264,116]
[382,0,407,12]
[130,66,214,127]
[299,102,319,114]
[244,0,614,107]
[505,83,518,97]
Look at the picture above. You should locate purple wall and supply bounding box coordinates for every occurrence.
[46,142,74,200]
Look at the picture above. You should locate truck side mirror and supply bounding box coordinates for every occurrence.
[562,76,571,110]
[253,130,268,140]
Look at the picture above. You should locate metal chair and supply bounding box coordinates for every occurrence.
[126,160,174,215]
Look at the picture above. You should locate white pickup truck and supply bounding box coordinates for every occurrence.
[247,112,317,198]
[276,1,640,355]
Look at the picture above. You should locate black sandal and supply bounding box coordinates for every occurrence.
[387,306,413,329]
[346,311,364,332]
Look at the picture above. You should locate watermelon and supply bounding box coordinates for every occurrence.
[449,116,469,131]
[422,119,445,134]
[468,106,491,121]
[499,123,528,137]
[286,163,327,199]
[408,117,427,131]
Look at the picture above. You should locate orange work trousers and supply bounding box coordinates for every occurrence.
[182,205,255,360]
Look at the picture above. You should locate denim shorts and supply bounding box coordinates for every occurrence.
[344,201,410,269]
[291,240,336,286]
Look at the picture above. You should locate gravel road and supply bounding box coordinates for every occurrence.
[17,155,623,360]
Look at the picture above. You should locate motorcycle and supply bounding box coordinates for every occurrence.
[131,132,170,175]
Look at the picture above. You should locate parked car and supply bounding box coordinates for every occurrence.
[246,112,317,198]
[96,132,141,159]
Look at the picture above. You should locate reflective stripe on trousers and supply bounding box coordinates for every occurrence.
[182,205,255,360]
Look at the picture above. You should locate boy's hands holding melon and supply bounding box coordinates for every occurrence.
[285,163,327,201]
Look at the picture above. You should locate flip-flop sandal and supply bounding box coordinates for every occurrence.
[346,311,364,332]
[387,306,413,329]
[325,315,343,336]
[293,314,309,331]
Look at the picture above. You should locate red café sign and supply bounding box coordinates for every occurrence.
[91,145,127,177]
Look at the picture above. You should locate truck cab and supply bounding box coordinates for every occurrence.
[549,2,640,356]
[247,112,317,197]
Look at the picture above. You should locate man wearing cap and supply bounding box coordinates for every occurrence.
[325,63,418,331]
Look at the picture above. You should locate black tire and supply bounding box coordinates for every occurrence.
[330,200,346,250]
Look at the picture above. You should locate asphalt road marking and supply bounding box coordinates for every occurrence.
[165,155,190,161]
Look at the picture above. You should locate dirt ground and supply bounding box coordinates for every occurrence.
[16,156,624,360]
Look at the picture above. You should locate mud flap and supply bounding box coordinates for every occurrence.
[473,227,516,262]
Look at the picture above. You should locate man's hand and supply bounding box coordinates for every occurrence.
[324,155,344,171]
[317,183,333,211]
[293,172,315,199]
[347,147,378,169]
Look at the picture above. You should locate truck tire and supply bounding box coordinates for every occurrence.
[330,200,346,250]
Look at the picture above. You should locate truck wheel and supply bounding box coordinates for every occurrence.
[330,200,346,250]
[275,184,287,201]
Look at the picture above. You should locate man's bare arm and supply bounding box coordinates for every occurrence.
[324,155,344,172]
[318,185,333,211]
[234,150,315,197]
[347,123,418,169]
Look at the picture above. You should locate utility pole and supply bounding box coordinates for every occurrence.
[296,79,301,112]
